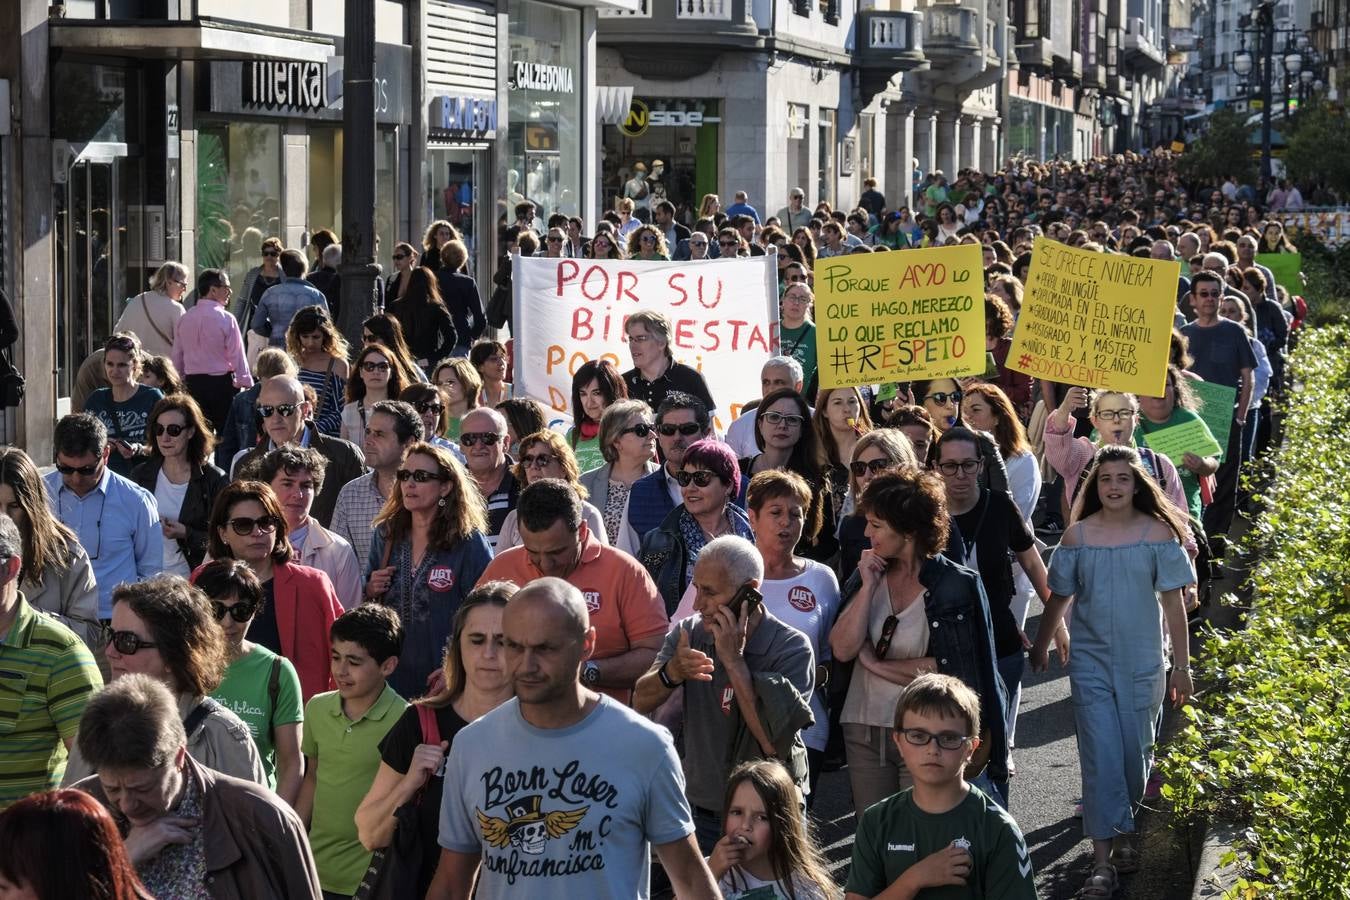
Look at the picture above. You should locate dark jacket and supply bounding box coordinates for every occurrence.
[131,459,228,569]
[234,426,367,528]
[386,297,458,364]
[839,553,1010,781]
[436,270,487,348]
[76,757,322,900]
[626,467,678,544]
[638,503,753,615]
[836,512,965,589]
[306,266,342,319]
[216,383,261,471]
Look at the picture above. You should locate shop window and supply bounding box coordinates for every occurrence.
[817,109,836,207]
[195,121,282,319]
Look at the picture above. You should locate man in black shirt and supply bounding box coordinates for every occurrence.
[622,309,717,420]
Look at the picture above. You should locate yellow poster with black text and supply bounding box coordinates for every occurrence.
[815,244,986,388]
[1007,237,1178,397]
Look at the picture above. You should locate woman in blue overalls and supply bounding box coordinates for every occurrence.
[366,441,493,699]
[1029,445,1195,899]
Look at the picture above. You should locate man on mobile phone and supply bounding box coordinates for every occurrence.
[634,535,814,853]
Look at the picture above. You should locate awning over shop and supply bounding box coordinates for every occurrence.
[49,17,334,63]
[596,86,635,125]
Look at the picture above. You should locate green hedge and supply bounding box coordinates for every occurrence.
[1294,235,1350,326]
[1161,325,1350,898]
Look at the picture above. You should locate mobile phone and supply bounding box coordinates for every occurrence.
[727,584,763,618]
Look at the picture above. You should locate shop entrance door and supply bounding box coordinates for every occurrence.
[54,145,134,401]
[428,145,488,280]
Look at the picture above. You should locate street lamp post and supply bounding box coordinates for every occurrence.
[1231,1,1306,189]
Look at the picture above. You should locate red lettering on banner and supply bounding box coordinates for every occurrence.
[580,266,610,300]
[556,260,579,295]
[668,273,689,307]
[571,307,594,340]
[701,320,721,352]
[746,323,772,353]
[675,318,695,347]
[698,276,723,309]
[616,270,640,304]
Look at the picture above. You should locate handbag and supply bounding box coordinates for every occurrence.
[0,349,23,407]
[352,705,443,900]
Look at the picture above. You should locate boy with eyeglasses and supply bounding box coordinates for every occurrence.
[844,674,1038,900]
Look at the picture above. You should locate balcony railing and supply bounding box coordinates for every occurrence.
[865,10,921,51]
[923,5,980,54]
[677,0,731,20]
[599,0,650,18]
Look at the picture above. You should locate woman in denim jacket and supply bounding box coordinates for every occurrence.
[830,468,1009,817]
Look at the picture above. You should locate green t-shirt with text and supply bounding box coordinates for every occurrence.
[845,786,1038,899]
[212,645,303,788]
[780,322,818,392]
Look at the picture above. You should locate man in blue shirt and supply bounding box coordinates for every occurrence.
[43,413,159,622]
[722,190,759,224]
[251,249,329,347]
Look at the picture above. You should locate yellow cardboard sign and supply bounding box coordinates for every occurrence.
[815,244,986,388]
[1007,237,1178,397]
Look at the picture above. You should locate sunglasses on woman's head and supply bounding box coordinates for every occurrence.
[212,600,259,623]
[397,468,450,483]
[674,470,718,488]
[153,423,188,437]
[227,515,280,535]
[105,628,158,655]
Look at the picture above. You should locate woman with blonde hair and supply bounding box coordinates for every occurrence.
[698,193,721,219]
[835,428,921,586]
[578,399,659,556]
[285,304,350,436]
[113,261,189,358]
[355,581,516,896]
[627,223,671,260]
[496,430,608,549]
[430,357,482,442]
[0,447,99,645]
[364,442,493,699]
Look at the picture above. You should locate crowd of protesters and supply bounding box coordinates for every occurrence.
[0,148,1308,900]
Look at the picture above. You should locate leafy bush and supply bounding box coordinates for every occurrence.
[1293,235,1350,326]
[1161,325,1350,898]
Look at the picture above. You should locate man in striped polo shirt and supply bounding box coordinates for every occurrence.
[0,514,102,808]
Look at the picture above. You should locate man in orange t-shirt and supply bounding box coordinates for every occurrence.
[477,479,669,704]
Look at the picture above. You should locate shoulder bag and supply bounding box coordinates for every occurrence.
[352,705,443,900]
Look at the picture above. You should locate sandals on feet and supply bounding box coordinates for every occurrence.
[1110,845,1141,874]
[1079,864,1119,898]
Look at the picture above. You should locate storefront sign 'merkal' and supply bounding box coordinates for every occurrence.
[244,61,328,112]
[512,61,574,93]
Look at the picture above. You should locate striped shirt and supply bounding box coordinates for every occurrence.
[0,594,102,808]
[483,468,520,550]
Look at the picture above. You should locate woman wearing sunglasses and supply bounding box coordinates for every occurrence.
[386,241,421,304]
[908,378,965,435]
[341,342,416,444]
[0,447,100,646]
[430,357,482,443]
[203,481,344,702]
[285,304,350,437]
[625,224,670,261]
[586,229,625,260]
[200,559,305,804]
[63,575,267,787]
[239,235,284,330]
[130,395,226,579]
[835,429,923,589]
[638,439,753,615]
[828,469,1008,817]
[365,442,493,699]
[740,388,835,562]
[496,430,607,550]
[399,383,460,455]
[578,400,659,558]
[568,359,628,472]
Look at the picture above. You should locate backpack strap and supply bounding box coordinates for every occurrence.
[183,697,222,737]
[266,655,282,742]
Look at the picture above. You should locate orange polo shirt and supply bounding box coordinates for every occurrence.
[477,524,670,704]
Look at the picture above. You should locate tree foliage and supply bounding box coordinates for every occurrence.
[1284,106,1350,199]
[1178,109,1258,186]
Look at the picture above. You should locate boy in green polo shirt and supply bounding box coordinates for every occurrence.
[844,674,1038,900]
[297,604,407,898]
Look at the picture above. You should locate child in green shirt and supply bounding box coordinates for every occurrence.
[845,674,1038,900]
[297,604,408,897]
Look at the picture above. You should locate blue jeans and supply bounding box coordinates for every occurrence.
[997,650,1026,743]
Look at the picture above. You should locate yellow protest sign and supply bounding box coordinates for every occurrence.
[1007,237,1178,397]
[815,244,985,388]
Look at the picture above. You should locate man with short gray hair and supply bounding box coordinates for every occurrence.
[0,513,102,807]
[634,534,814,852]
[459,406,518,547]
[725,356,806,457]
[72,674,321,897]
[431,577,718,900]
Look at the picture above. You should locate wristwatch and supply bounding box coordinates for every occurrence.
[658,660,683,690]
[581,661,601,686]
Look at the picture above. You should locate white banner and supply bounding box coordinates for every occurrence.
[512,254,781,431]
